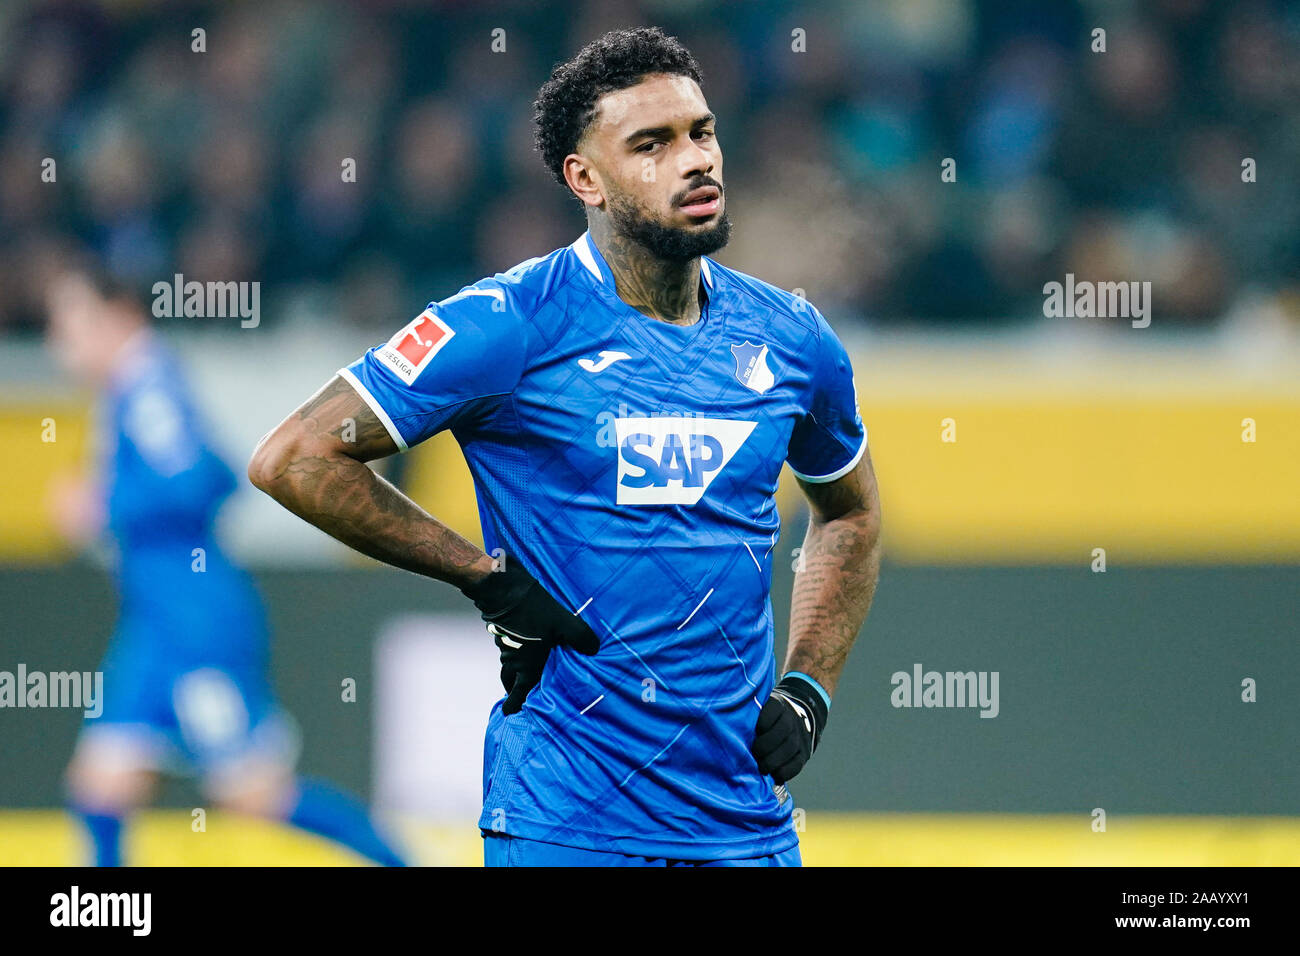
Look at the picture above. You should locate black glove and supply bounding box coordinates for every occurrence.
[751,674,829,784]
[461,559,599,715]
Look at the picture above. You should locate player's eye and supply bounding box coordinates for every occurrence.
[636,141,664,154]
[693,128,715,141]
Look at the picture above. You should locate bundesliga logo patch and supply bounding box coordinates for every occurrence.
[378,308,455,385]
[731,341,775,394]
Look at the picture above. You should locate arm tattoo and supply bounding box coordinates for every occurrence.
[296,375,396,458]
[253,375,492,589]
[784,448,883,696]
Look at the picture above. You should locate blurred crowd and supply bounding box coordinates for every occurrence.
[1,0,1297,335]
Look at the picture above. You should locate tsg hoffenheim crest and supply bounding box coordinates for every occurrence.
[731,341,775,394]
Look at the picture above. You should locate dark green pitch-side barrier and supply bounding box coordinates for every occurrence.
[1,559,1296,814]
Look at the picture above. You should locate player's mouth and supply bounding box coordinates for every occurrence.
[678,185,721,218]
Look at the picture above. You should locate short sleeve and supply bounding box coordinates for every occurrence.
[785,308,866,482]
[338,282,526,451]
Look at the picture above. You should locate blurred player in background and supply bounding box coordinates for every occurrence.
[44,263,407,867]
[250,27,882,866]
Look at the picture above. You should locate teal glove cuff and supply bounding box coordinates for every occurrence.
[783,671,831,711]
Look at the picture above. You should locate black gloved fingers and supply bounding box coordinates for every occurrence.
[769,753,806,785]
[753,725,801,767]
[752,679,826,784]
[751,699,804,776]
[753,728,806,776]
[502,670,537,715]
[468,561,600,656]
[468,556,603,714]
[525,590,595,658]
[752,703,796,752]
[560,620,600,655]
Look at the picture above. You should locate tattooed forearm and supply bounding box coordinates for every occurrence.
[784,450,882,696]
[272,449,489,584]
[296,375,398,456]
[249,375,493,589]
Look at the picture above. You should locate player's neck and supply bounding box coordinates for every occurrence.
[589,221,703,327]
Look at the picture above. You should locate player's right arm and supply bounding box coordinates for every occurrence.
[248,288,598,711]
[246,372,493,589]
[249,287,526,586]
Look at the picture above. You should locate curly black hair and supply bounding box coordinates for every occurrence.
[533,27,703,190]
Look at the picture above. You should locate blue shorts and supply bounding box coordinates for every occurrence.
[483,833,802,867]
[78,632,298,782]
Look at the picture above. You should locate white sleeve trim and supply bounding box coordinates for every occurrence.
[788,431,867,483]
[337,366,409,452]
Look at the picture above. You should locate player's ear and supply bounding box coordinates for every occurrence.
[564,154,604,208]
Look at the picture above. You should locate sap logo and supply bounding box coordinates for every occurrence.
[615,417,756,505]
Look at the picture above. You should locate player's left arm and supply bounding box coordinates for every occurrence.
[786,446,881,695]
[752,450,881,785]
[753,304,881,784]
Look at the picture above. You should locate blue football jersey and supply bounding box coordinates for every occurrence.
[95,332,267,662]
[342,231,866,859]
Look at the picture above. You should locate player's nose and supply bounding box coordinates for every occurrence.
[677,139,716,182]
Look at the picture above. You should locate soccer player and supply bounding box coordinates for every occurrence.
[45,264,407,867]
[249,27,882,866]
